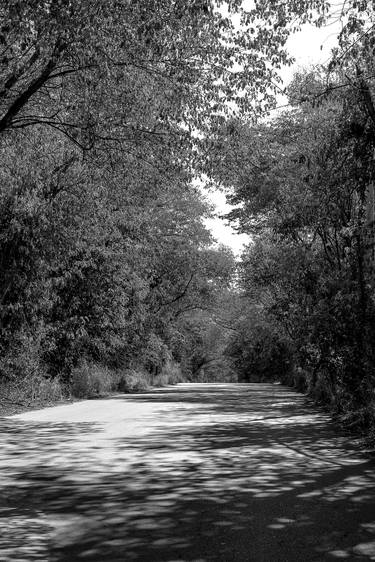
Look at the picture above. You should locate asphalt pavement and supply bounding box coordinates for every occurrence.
[1,383,374,561]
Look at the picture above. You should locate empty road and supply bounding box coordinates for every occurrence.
[1,383,375,561]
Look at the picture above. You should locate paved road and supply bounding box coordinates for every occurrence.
[1,383,375,561]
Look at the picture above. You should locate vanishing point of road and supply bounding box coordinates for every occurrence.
[0,383,375,561]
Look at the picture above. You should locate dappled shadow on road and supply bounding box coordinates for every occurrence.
[0,383,375,561]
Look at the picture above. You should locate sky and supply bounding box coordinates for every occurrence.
[205,14,342,257]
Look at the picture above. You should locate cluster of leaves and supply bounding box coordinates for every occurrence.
[0,0,324,148]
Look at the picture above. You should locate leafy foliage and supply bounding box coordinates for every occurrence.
[220,59,375,425]
[0,118,236,393]
[3,0,375,418]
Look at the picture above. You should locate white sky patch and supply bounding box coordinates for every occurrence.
[204,190,250,256]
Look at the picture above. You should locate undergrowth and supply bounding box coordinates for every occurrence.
[0,359,186,415]
[70,360,185,398]
[0,375,64,410]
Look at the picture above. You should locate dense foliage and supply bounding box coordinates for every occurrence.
[0,118,239,395]
[1,0,334,400]
[220,52,375,428]
[2,0,375,426]
[2,0,272,397]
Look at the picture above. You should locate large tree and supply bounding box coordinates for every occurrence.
[217,64,375,416]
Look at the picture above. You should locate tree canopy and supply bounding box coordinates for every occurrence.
[2,0,375,433]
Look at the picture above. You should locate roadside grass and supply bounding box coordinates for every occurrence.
[71,359,185,398]
[71,362,117,398]
[0,374,66,416]
[0,360,186,416]
[153,360,185,388]
[283,367,375,446]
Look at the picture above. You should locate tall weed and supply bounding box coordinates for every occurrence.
[71,362,116,398]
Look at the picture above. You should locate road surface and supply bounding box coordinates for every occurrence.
[1,383,375,561]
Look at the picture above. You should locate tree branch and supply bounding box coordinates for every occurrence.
[0,39,65,134]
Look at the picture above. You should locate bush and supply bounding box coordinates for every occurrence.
[0,375,64,406]
[226,320,293,383]
[117,362,185,392]
[288,367,309,392]
[154,361,184,386]
[0,329,43,382]
[0,329,66,406]
[33,377,65,402]
[117,369,150,393]
[71,362,116,398]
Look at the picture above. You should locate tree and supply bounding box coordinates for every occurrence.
[217,67,375,418]
[0,0,309,144]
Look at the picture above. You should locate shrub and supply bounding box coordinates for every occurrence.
[117,362,185,392]
[155,360,184,386]
[71,362,115,398]
[0,328,66,405]
[117,369,150,393]
[33,377,64,402]
[0,374,64,406]
[226,320,293,383]
[289,367,309,392]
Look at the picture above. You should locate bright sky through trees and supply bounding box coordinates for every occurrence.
[206,16,341,256]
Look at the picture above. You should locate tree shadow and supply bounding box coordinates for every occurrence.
[0,383,374,561]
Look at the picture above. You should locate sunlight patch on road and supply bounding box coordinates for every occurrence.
[353,540,375,559]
